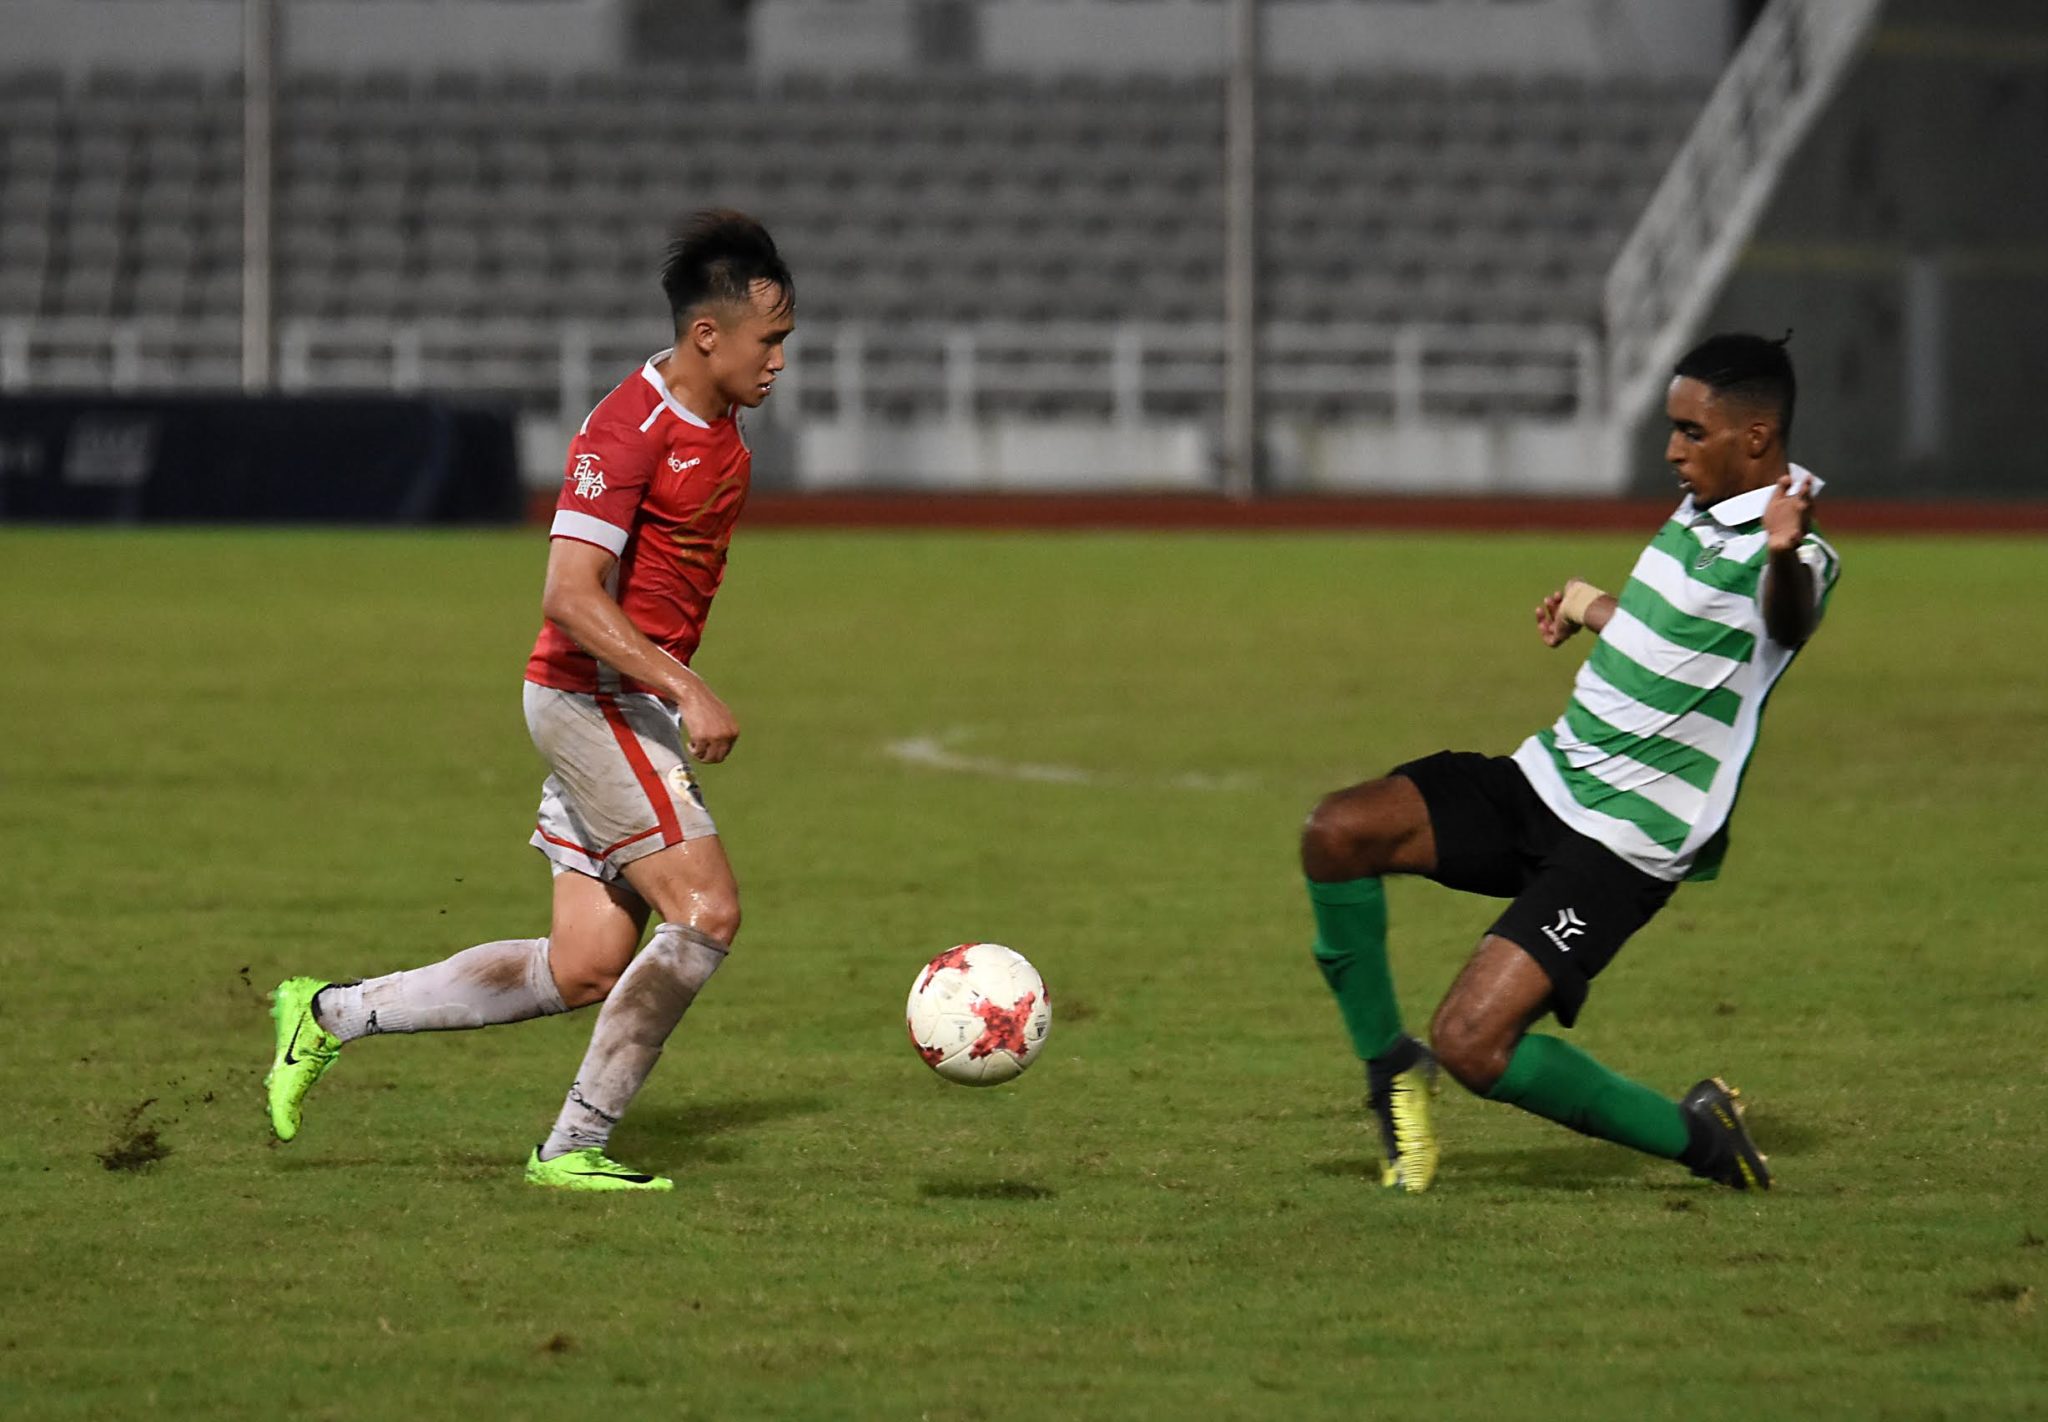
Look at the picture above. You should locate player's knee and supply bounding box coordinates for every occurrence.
[687,888,741,948]
[1301,789,1387,879]
[547,947,625,1008]
[1428,1001,1512,1094]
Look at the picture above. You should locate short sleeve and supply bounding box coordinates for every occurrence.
[549,414,656,556]
[1797,534,1842,618]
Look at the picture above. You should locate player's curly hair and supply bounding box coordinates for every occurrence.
[660,209,794,325]
[1674,331,1796,442]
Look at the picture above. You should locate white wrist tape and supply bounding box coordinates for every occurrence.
[1558,581,1608,628]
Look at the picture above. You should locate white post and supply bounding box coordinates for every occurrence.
[278,319,309,389]
[558,321,591,424]
[944,330,975,424]
[1573,330,1601,420]
[241,0,277,391]
[1392,325,1425,424]
[110,321,142,389]
[1902,254,1946,463]
[1112,322,1144,428]
[839,323,866,428]
[0,320,29,390]
[392,325,423,391]
[1221,0,1260,498]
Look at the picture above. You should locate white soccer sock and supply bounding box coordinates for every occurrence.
[313,936,568,1043]
[539,923,728,1160]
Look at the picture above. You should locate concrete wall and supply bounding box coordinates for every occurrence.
[0,0,624,75]
[758,0,1733,79]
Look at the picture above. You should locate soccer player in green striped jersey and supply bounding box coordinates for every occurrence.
[1303,333,1836,1193]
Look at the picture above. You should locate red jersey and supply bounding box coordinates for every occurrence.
[524,353,751,697]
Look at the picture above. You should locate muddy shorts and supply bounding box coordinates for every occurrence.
[523,681,717,881]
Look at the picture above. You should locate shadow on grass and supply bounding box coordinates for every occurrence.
[1737,1107,1821,1158]
[267,1095,827,1175]
[1314,1143,1649,1191]
[1310,1107,1822,1191]
[624,1093,830,1156]
[918,1178,1057,1202]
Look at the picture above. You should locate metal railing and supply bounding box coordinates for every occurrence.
[0,315,1601,427]
[1603,0,1882,430]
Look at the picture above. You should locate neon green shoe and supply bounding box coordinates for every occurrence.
[524,1146,674,1193]
[1366,1037,1441,1194]
[265,976,342,1142]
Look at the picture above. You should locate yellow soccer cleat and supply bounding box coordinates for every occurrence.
[1367,1036,1441,1193]
[524,1147,674,1193]
[265,976,342,1143]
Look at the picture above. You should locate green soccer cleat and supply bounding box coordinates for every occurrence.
[524,1146,674,1193]
[1680,1077,1772,1191]
[266,976,342,1143]
[1366,1035,1441,1194]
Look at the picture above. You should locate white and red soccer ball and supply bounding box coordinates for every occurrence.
[905,942,1052,1085]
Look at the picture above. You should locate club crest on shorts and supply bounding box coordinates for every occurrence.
[666,763,706,809]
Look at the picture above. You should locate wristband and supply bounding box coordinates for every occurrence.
[1558,581,1608,628]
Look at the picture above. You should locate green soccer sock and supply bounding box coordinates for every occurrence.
[1485,1033,1689,1159]
[1307,876,1405,1062]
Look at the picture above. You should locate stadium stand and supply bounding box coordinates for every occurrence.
[0,65,1702,422]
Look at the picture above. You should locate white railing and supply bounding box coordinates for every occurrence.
[0,315,1601,426]
[1603,0,1882,432]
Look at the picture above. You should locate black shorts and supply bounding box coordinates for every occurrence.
[1392,750,1678,1027]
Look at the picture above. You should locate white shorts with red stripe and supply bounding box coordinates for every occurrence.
[522,680,718,880]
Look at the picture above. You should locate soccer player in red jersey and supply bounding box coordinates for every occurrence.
[264,211,796,1190]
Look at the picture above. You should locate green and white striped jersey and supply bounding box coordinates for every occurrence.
[1511,467,1841,883]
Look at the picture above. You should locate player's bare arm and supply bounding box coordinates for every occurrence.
[1760,474,1819,647]
[540,537,740,763]
[1534,576,1616,647]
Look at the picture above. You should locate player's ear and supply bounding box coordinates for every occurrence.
[687,313,720,356]
[1745,416,1773,459]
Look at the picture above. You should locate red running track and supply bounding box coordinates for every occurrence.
[528,490,2048,534]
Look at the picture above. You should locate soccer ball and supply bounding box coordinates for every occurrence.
[905,942,1052,1086]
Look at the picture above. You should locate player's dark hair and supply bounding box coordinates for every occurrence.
[1674,331,1796,442]
[660,209,793,327]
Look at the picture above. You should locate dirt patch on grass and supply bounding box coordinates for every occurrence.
[96,1098,171,1172]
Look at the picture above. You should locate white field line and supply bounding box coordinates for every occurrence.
[883,731,1257,792]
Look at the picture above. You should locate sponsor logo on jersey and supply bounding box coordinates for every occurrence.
[669,454,701,473]
[571,453,606,499]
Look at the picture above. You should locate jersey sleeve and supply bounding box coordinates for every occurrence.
[549,412,656,556]
[1800,533,1842,618]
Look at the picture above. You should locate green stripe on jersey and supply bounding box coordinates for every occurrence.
[1536,730,1693,851]
[1586,639,1741,727]
[1618,578,1757,663]
[1649,520,1767,598]
[1561,700,1721,793]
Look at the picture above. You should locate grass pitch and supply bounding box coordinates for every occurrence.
[1,525,2043,1421]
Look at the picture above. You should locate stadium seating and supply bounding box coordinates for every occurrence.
[0,67,1703,408]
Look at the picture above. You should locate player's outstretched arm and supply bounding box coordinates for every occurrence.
[540,538,740,763]
[1760,474,1819,648]
[1535,577,1616,647]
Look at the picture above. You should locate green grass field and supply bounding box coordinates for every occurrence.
[1,526,2044,1420]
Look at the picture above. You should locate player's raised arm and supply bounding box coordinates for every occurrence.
[1760,473,1820,648]
[1534,576,1616,647]
[539,538,740,763]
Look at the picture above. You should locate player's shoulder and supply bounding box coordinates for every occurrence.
[579,363,668,442]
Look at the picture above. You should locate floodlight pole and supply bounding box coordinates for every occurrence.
[1220,0,1261,499]
[242,0,277,391]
